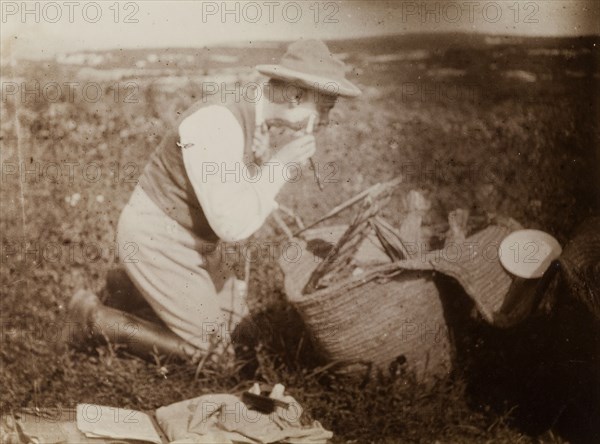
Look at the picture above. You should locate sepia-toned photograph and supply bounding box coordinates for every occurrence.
[1,1,599,442]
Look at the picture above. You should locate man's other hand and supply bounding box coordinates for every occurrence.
[272,134,316,166]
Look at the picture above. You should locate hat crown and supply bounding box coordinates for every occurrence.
[279,39,346,80]
[255,38,361,97]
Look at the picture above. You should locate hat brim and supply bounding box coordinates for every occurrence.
[255,64,361,98]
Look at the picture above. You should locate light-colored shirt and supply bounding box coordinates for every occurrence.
[179,100,287,242]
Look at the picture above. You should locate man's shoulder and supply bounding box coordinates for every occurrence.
[178,96,255,134]
[182,95,248,118]
[177,102,239,133]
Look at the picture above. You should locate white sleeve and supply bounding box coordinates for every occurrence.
[179,105,288,242]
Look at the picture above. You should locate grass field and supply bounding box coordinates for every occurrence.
[1,33,599,442]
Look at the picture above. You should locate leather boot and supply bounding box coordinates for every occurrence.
[69,289,201,362]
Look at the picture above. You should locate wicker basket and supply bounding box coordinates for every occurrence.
[280,225,452,381]
[280,222,524,380]
[277,180,528,380]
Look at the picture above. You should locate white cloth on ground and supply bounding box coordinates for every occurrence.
[155,385,333,444]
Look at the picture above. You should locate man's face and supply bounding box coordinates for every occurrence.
[266,87,335,132]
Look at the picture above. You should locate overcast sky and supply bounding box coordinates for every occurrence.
[2,1,599,59]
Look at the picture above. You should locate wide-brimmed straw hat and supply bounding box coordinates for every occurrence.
[256,39,361,98]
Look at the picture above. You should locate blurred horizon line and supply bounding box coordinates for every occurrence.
[2,30,599,62]
[1,0,598,61]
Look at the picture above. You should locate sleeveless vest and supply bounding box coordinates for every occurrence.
[138,98,257,242]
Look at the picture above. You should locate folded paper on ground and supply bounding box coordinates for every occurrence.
[76,403,163,444]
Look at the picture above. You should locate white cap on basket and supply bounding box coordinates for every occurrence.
[499,229,562,279]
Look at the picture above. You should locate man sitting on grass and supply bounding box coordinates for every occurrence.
[70,39,361,362]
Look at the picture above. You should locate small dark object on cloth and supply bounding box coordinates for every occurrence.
[241,392,290,414]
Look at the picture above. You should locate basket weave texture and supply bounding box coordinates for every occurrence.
[281,226,452,380]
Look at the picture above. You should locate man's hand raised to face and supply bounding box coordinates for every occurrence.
[271,134,316,166]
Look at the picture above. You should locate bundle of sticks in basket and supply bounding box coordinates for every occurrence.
[303,184,409,294]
